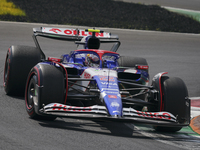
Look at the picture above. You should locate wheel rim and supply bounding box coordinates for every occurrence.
[27,75,38,109]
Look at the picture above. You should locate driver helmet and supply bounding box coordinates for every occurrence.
[85,54,99,67]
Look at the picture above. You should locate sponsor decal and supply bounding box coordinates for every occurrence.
[101,82,117,86]
[42,28,110,38]
[110,102,120,107]
[99,76,115,82]
[136,110,173,120]
[108,95,117,99]
[49,28,62,34]
[84,72,91,79]
[52,104,92,112]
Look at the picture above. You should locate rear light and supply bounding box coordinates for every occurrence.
[136,65,149,70]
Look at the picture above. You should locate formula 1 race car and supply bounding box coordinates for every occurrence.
[3,27,190,132]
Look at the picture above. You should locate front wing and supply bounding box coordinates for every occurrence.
[39,103,189,127]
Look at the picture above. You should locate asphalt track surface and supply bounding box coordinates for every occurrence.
[117,0,200,11]
[0,21,200,150]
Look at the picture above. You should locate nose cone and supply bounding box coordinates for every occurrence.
[100,91,123,117]
[93,72,123,117]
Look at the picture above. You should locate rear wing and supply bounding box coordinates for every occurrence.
[33,27,119,40]
[33,27,121,59]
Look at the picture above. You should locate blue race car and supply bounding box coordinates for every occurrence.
[3,28,190,132]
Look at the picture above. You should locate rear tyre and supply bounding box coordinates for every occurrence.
[154,76,189,132]
[4,45,41,96]
[118,56,148,110]
[25,63,65,120]
[118,56,148,69]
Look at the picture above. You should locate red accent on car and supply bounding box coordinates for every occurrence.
[51,104,92,112]
[75,49,119,60]
[49,28,62,34]
[108,95,117,98]
[136,110,172,120]
[136,65,149,70]
[64,29,73,35]
[81,31,87,36]
[48,57,61,63]
[84,72,91,79]
[159,72,168,111]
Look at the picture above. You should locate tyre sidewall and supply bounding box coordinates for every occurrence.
[4,46,41,96]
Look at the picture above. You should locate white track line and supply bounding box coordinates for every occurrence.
[163,6,200,13]
[125,123,188,150]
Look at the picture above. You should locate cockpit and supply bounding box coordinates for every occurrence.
[73,49,120,69]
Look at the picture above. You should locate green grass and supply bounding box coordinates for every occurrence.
[1,0,200,33]
[166,7,200,23]
[0,0,25,16]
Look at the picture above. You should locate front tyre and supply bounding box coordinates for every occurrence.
[25,74,40,119]
[154,76,190,132]
[25,63,65,120]
[25,68,56,121]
